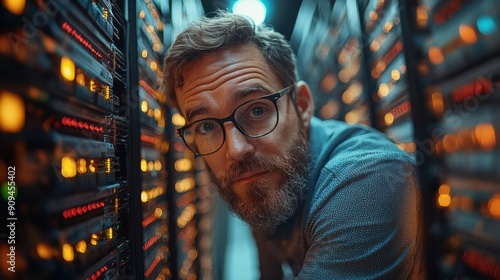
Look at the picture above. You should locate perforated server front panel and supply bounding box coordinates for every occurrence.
[135,0,171,278]
[0,1,128,279]
[414,0,500,278]
[0,0,213,279]
[291,0,500,279]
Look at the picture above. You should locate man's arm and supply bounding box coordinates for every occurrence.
[298,154,423,279]
[252,228,285,280]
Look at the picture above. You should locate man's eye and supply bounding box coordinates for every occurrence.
[250,106,266,117]
[196,122,215,134]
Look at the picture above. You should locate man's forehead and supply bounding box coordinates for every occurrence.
[180,84,272,122]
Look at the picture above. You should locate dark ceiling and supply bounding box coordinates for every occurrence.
[200,0,303,40]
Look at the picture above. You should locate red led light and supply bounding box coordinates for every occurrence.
[174,141,185,151]
[142,213,158,228]
[434,14,445,25]
[61,116,104,134]
[86,265,108,280]
[143,233,161,252]
[462,249,500,279]
[62,201,105,220]
[62,22,104,60]
[434,0,466,25]
[383,41,403,66]
[176,192,195,208]
[139,80,160,100]
[391,100,411,118]
[140,134,157,145]
[451,77,493,103]
[144,256,161,278]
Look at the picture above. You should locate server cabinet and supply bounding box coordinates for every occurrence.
[359,0,417,154]
[292,0,373,126]
[408,0,500,278]
[130,0,172,278]
[0,0,129,278]
[0,0,214,279]
[291,0,500,279]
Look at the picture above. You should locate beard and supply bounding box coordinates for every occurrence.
[212,121,310,229]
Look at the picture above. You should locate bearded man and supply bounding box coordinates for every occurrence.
[164,10,424,279]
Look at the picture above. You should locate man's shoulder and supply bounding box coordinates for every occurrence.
[309,117,414,174]
[305,118,418,223]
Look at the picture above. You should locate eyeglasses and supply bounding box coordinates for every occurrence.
[176,86,293,156]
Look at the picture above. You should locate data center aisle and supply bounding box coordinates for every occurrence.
[224,214,260,280]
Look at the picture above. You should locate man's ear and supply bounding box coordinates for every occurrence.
[294,81,314,129]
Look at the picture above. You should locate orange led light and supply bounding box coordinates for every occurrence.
[60,56,75,81]
[430,92,444,116]
[75,240,87,254]
[459,24,477,44]
[416,6,428,27]
[2,0,25,15]
[344,111,361,124]
[36,243,52,260]
[61,156,77,178]
[172,113,186,126]
[428,47,444,65]
[384,112,394,126]
[320,100,339,119]
[475,123,496,151]
[62,243,74,262]
[0,91,25,133]
[378,83,389,98]
[391,70,401,81]
[487,194,500,219]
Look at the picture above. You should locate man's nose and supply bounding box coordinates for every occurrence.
[223,123,255,161]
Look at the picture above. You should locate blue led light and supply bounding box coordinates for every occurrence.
[477,16,497,35]
[232,0,267,25]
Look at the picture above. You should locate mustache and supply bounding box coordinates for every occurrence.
[220,155,283,187]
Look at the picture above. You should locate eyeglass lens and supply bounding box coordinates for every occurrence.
[182,97,278,155]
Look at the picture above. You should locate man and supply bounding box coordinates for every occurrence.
[164,10,424,279]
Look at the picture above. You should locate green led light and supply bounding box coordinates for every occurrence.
[1,182,18,201]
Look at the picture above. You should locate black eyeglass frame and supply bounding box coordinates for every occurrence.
[176,85,294,156]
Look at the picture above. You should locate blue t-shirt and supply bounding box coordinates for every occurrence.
[252,117,425,279]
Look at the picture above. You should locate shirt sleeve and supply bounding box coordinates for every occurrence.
[297,152,421,280]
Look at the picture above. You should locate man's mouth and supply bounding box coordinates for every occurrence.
[233,170,269,184]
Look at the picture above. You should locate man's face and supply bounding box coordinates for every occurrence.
[176,43,311,228]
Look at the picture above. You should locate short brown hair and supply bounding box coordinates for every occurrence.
[163,10,298,109]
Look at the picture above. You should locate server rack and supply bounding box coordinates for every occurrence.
[130,0,172,278]
[0,0,129,278]
[292,0,373,126]
[0,0,218,279]
[407,0,500,278]
[291,0,500,279]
